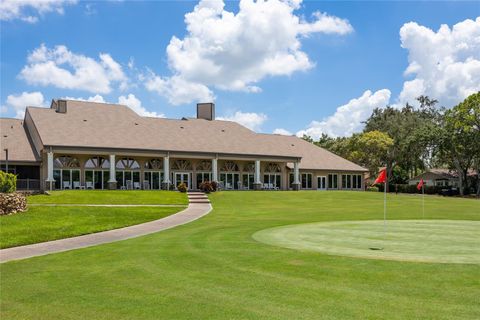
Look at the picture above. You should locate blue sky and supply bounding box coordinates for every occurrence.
[1,0,479,137]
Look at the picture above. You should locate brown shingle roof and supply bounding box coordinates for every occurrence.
[26,100,302,158]
[0,118,39,162]
[18,100,367,172]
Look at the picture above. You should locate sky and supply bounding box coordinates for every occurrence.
[1,0,479,138]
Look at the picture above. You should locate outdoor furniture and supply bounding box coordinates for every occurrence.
[143,181,150,190]
[134,182,141,190]
[263,183,269,190]
[63,181,71,189]
[126,180,133,190]
[86,181,94,189]
[73,181,82,189]
[225,182,232,190]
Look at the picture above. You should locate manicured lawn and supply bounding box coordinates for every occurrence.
[28,190,188,205]
[1,192,479,319]
[0,206,183,249]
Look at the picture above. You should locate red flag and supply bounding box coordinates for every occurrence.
[374,169,387,184]
[417,178,424,190]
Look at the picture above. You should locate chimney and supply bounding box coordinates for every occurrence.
[51,99,67,113]
[197,103,215,121]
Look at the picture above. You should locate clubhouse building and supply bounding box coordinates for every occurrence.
[1,100,367,191]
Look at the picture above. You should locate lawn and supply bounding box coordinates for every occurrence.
[1,191,479,319]
[0,206,183,249]
[28,190,188,205]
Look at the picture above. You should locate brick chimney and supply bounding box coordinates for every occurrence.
[197,103,215,121]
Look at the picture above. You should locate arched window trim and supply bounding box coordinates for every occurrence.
[85,156,110,169]
[171,159,192,171]
[145,158,163,170]
[54,155,80,168]
[265,163,281,173]
[116,158,140,170]
[221,161,239,172]
[196,160,212,171]
[244,162,255,173]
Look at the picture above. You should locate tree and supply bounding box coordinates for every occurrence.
[349,131,393,177]
[438,92,480,195]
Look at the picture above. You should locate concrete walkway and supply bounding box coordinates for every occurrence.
[0,192,211,263]
[29,204,187,207]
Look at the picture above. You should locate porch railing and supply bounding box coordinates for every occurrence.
[16,179,41,190]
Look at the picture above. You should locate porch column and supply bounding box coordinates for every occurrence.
[162,156,171,190]
[211,158,218,182]
[253,160,262,190]
[292,161,300,191]
[107,154,117,190]
[46,151,55,191]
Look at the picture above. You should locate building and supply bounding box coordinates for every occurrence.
[1,99,367,191]
[408,168,476,188]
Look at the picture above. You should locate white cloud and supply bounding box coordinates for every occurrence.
[217,111,267,131]
[397,17,480,107]
[273,128,292,135]
[297,89,391,139]
[0,0,77,23]
[63,94,106,103]
[118,94,164,118]
[19,44,128,94]
[144,74,214,106]
[145,0,353,105]
[3,91,46,119]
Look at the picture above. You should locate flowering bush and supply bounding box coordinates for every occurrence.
[177,183,187,193]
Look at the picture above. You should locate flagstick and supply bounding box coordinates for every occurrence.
[422,184,425,219]
[383,179,387,242]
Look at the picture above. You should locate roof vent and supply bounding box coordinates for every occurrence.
[197,103,215,121]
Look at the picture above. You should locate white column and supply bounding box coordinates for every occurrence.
[212,158,218,182]
[254,160,261,184]
[163,156,170,183]
[108,154,116,182]
[47,152,54,181]
[294,161,300,184]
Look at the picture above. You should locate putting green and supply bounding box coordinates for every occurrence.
[253,220,480,264]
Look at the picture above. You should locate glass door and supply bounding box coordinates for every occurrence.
[317,176,326,190]
[196,172,211,189]
[174,172,190,190]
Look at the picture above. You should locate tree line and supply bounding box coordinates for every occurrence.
[302,92,480,196]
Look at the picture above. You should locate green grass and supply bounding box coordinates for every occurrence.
[28,190,188,205]
[1,191,479,319]
[253,220,480,264]
[0,206,182,249]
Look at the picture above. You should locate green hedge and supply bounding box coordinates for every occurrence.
[0,171,16,193]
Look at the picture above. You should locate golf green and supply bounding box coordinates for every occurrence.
[253,220,480,264]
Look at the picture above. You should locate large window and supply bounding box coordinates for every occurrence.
[341,174,362,189]
[328,174,338,189]
[242,173,254,190]
[53,155,80,189]
[220,173,240,190]
[116,158,140,189]
[264,174,281,190]
[301,173,313,189]
[196,172,211,189]
[84,156,110,189]
[144,171,164,190]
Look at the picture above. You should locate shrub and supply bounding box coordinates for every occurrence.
[0,193,27,215]
[199,181,213,193]
[211,181,218,192]
[366,186,379,192]
[0,170,16,193]
[177,183,187,193]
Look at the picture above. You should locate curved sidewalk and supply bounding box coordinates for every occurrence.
[0,192,211,263]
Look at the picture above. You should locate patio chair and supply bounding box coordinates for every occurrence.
[133,182,141,190]
[86,181,94,189]
[263,183,269,190]
[63,181,71,189]
[143,181,150,190]
[126,180,133,190]
[225,182,232,190]
[73,181,80,189]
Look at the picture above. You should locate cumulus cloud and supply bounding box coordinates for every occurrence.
[217,111,267,131]
[273,128,292,135]
[145,0,353,105]
[297,89,391,139]
[397,17,480,107]
[3,91,46,119]
[117,94,164,118]
[63,94,106,103]
[19,44,128,94]
[0,0,77,23]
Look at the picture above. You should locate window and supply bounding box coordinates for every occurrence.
[264,174,281,189]
[242,173,254,190]
[328,174,338,189]
[301,173,312,189]
[352,175,362,189]
[342,174,352,189]
[116,158,140,170]
[145,159,163,170]
[85,156,109,169]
